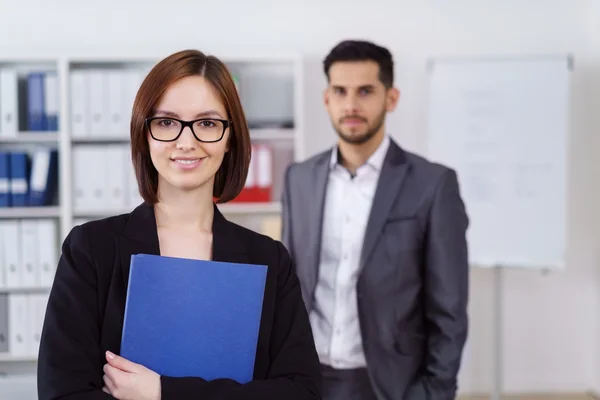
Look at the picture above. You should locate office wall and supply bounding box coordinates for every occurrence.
[1,0,598,394]
[583,1,600,395]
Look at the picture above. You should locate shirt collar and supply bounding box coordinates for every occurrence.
[330,134,390,171]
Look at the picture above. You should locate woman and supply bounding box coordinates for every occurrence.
[37,49,321,400]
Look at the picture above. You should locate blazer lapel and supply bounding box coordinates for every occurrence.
[211,205,250,264]
[360,141,410,270]
[304,152,331,299]
[120,203,161,289]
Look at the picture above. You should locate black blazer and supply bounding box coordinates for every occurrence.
[37,203,322,400]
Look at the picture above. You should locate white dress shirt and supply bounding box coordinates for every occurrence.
[309,135,390,369]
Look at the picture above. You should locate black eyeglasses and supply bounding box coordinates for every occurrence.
[145,117,232,143]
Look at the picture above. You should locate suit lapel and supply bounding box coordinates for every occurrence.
[360,141,410,270]
[120,203,161,289]
[211,205,250,264]
[305,152,331,298]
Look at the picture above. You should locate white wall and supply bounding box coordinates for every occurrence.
[1,0,598,395]
[585,2,600,395]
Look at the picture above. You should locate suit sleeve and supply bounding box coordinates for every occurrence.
[159,240,321,400]
[280,164,294,258]
[37,226,115,400]
[407,169,469,400]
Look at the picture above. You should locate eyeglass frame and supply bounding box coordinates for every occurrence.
[144,116,233,143]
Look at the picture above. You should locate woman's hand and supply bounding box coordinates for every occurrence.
[102,351,161,400]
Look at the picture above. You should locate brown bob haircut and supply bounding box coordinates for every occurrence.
[130,49,251,204]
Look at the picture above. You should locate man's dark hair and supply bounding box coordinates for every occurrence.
[323,40,394,88]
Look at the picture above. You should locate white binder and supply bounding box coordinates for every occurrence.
[0,68,18,137]
[44,71,59,131]
[0,223,5,288]
[37,219,57,287]
[8,293,29,356]
[124,146,143,208]
[89,69,108,137]
[107,70,126,137]
[70,70,89,138]
[105,145,127,210]
[19,220,39,287]
[3,221,21,288]
[29,293,48,356]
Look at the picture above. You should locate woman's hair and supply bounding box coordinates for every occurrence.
[130,49,251,204]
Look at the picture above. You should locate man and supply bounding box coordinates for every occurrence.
[281,40,470,400]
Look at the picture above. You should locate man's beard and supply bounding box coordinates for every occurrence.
[333,108,386,145]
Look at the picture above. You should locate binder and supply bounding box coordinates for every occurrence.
[0,152,10,207]
[120,254,267,384]
[29,293,48,356]
[3,221,21,288]
[105,145,127,210]
[8,293,29,355]
[89,69,108,137]
[0,68,18,137]
[44,71,59,131]
[73,146,105,212]
[28,148,58,206]
[0,294,8,353]
[255,144,273,202]
[27,72,45,131]
[70,70,89,138]
[125,148,143,209]
[19,220,39,287]
[37,219,57,287]
[233,143,256,203]
[107,70,125,137]
[9,152,29,207]
[0,223,5,288]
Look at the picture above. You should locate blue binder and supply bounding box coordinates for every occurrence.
[120,254,268,384]
[9,152,29,207]
[0,152,10,207]
[27,72,46,131]
[28,149,58,206]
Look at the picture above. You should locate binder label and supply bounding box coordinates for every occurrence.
[10,179,27,194]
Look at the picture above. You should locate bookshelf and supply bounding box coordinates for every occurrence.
[0,51,305,389]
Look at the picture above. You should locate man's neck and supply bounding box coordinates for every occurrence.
[338,132,385,174]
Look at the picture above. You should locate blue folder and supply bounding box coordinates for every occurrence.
[120,254,268,384]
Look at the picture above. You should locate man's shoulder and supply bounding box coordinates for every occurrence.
[403,147,457,181]
[285,147,332,178]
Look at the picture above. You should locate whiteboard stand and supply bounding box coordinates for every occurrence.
[492,265,503,400]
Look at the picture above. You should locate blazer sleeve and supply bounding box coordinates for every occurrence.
[159,241,322,400]
[408,168,469,400]
[37,226,114,400]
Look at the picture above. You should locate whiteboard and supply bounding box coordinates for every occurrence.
[425,56,571,270]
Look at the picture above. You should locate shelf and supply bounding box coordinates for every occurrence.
[0,133,59,143]
[71,136,130,144]
[0,354,37,363]
[249,128,294,141]
[73,203,282,219]
[219,202,282,214]
[0,286,51,294]
[0,206,60,219]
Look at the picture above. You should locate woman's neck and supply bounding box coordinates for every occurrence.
[154,185,214,232]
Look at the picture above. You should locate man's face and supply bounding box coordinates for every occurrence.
[324,60,399,145]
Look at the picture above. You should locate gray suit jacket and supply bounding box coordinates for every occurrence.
[281,138,469,400]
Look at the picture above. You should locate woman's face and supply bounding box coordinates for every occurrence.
[147,75,230,197]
